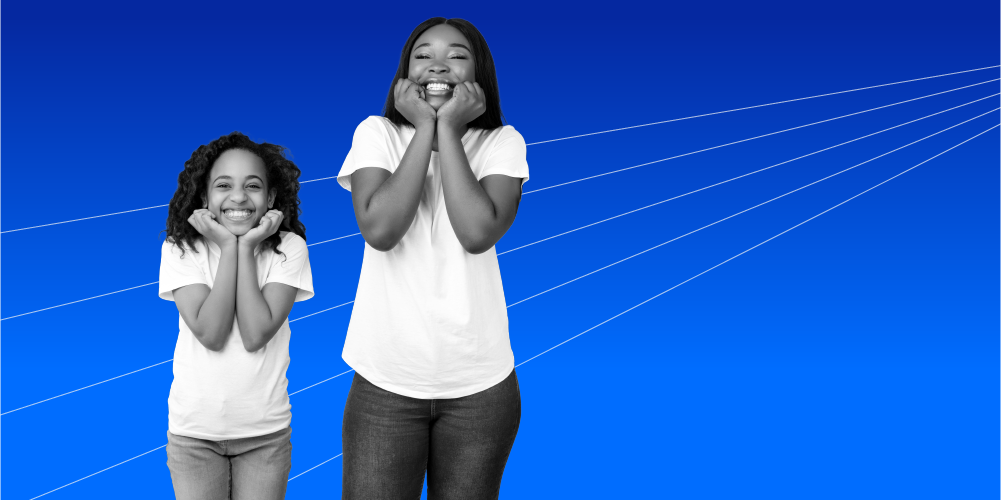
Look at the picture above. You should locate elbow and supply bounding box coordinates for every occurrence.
[361,225,401,252]
[240,327,274,353]
[192,328,228,352]
[459,234,495,255]
[242,340,266,353]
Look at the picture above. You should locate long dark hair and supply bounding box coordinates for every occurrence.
[383,17,504,130]
[164,131,306,256]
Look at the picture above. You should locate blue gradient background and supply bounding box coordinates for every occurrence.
[2,1,998,498]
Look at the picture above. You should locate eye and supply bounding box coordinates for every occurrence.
[448,53,468,60]
[246,183,261,190]
[414,53,431,60]
[216,182,231,189]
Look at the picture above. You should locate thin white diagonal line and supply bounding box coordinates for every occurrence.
[0,359,174,416]
[498,93,999,256]
[524,65,1001,145]
[522,78,999,195]
[306,232,361,247]
[300,175,340,184]
[288,454,344,481]
[515,123,1000,368]
[505,109,999,309]
[288,369,356,396]
[27,445,168,499]
[289,300,355,322]
[3,297,356,414]
[0,204,170,234]
[0,281,160,321]
[0,238,356,322]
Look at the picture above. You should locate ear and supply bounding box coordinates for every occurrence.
[201,193,207,209]
[268,188,277,209]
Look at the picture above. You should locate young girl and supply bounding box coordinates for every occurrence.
[159,132,313,500]
[337,17,527,499]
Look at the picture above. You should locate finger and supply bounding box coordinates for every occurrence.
[472,82,485,100]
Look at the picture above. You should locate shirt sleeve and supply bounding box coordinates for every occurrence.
[158,240,208,301]
[478,125,530,187]
[337,116,395,192]
[266,233,314,302]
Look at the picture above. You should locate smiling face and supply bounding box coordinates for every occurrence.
[203,148,275,236]
[408,24,475,111]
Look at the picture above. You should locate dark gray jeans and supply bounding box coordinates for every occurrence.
[341,369,521,500]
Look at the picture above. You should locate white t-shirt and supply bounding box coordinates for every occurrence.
[158,231,314,440]
[337,116,530,399]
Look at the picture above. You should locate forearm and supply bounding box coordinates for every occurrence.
[191,244,238,350]
[355,124,436,251]
[234,244,284,352]
[437,126,508,253]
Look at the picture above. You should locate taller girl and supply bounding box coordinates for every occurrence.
[336,17,528,500]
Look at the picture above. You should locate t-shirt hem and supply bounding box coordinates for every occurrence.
[168,418,291,442]
[343,354,515,400]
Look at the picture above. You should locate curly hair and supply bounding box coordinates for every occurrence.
[164,131,306,257]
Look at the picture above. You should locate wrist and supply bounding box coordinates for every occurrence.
[237,237,260,250]
[436,119,464,137]
[219,239,239,252]
[414,119,437,132]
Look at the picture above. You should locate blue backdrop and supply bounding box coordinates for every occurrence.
[2,1,998,498]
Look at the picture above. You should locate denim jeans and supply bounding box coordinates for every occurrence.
[342,369,521,500]
[166,426,292,500]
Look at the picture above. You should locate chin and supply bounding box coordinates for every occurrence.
[426,97,450,110]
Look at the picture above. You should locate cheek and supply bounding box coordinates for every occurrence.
[206,192,223,211]
[253,192,271,210]
[408,62,424,80]
[456,62,475,82]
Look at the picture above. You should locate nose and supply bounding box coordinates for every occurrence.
[229,188,248,203]
[426,59,449,74]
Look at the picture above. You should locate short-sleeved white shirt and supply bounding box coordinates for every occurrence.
[337,116,530,399]
[158,231,313,440]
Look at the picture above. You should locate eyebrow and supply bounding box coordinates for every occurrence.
[413,42,471,52]
[211,175,264,183]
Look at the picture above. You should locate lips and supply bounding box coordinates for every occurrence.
[222,209,254,222]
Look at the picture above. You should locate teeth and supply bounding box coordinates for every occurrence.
[224,209,253,220]
[425,82,451,91]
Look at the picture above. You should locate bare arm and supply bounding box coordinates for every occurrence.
[351,79,438,251]
[235,253,297,352]
[173,210,239,351]
[437,127,522,254]
[232,210,299,352]
[436,82,523,254]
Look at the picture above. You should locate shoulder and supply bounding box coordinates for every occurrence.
[356,116,402,138]
[274,231,309,259]
[278,231,306,249]
[477,125,526,148]
[496,125,525,144]
[160,237,204,260]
